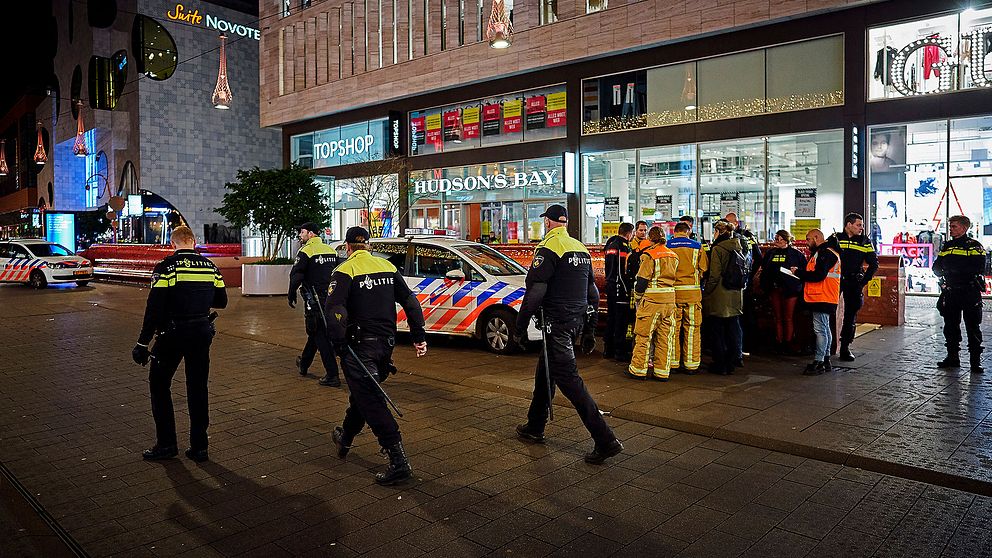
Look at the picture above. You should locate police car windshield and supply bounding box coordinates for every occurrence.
[27,243,73,257]
[456,244,526,276]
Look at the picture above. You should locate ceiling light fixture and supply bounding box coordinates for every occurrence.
[72,101,89,157]
[486,0,512,49]
[212,34,233,109]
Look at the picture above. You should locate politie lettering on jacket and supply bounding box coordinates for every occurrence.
[359,276,394,289]
[567,254,592,267]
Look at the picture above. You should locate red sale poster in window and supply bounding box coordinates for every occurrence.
[502,99,523,134]
[546,91,566,127]
[482,103,501,136]
[462,106,481,139]
[526,95,547,130]
[425,113,442,148]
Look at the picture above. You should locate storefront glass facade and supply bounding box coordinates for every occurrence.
[868,7,992,100]
[581,131,844,244]
[290,118,390,168]
[868,116,992,292]
[409,156,565,243]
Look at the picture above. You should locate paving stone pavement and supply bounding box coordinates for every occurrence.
[2,284,992,557]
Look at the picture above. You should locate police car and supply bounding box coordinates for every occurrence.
[0,239,94,288]
[333,236,538,354]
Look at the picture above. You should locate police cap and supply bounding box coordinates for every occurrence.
[345,226,370,243]
[539,204,567,223]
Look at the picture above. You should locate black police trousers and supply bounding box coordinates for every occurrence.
[301,316,339,378]
[840,282,864,346]
[940,287,984,354]
[149,321,213,450]
[340,337,400,448]
[604,284,630,356]
[527,319,616,447]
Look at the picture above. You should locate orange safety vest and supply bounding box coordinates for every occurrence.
[804,248,841,304]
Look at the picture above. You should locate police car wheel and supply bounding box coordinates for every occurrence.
[29,270,47,289]
[482,308,516,355]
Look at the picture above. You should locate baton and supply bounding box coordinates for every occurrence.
[345,344,404,418]
[538,308,554,421]
[306,286,329,331]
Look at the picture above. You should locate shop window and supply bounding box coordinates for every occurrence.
[587,0,607,14]
[767,131,844,240]
[645,62,697,128]
[132,15,178,81]
[639,145,697,232]
[766,36,844,112]
[582,71,647,134]
[71,65,82,120]
[88,51,127,110]
[410,85,565,156]
[540,0,557,25]
[697,50,765,121]
[581,150,637,243]
[699,139,765,237]
[88,0,117,28]
[412,245,464,278]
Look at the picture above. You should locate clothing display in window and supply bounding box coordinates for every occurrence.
[874,46,898,85]
[924,39,944,79]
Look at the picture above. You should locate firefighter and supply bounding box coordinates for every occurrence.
[326,226,428,485]
[288,222,341,387]
[630,220,649,251]
[667,221,708,373]
[512,204,623,464]
[628,226,679,380]
[933,215,986,374]
[132,226,227,462]
[602,222,634,359]
[833,212,879,361]
[621,220,651,357]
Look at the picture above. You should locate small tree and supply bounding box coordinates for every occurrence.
[349,156,410,237]
[216,164,329,260]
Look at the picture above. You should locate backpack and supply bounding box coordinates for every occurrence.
[718,244,748,291]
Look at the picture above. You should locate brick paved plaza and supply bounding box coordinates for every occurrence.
[2,283,992,557]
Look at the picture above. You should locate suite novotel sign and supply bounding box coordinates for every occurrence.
[167,3,261,40]
[414,170,559,194]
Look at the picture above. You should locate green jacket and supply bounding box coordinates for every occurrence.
[702,237,744,318]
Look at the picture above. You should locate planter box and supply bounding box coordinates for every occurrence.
[242,264,292,295]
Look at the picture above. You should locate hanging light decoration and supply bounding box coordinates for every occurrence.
[33,121,47,165]
[72,101,88,157]
[0,140,8,176]
[486,0,512,49]
[212,34,233,109]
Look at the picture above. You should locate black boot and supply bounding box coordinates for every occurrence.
[296,356,307,376]
[375,442,412,485]
[319,375,341,387]
[937,352,960,368]
[823,356,832,373]
[971,354,984,374]
[332,427,354,458]
[839,344,856,361]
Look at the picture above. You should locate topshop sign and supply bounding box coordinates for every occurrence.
[414,170,559,194]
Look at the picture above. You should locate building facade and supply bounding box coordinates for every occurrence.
[20,0,279,245]
[263,0,992,291]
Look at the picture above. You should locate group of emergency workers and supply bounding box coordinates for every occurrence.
[127,206,984,487]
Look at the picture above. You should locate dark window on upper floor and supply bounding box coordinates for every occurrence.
[88,0,117,28]
[88,50,128,110]
[132,16,178,81]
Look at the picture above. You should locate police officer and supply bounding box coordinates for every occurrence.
[602,222,634,359]
[288,222,340,387]
[326,226,428,485]
[132,226,227,462]
[833,212,879,361]
[934,215,985,374]
[512,204,623,464]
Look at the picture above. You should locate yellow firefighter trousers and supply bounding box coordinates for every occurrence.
[669,302,703,371]
[628,297,677,379]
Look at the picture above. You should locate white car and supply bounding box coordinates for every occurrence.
[0,239,94,288]
[333,236,538,354]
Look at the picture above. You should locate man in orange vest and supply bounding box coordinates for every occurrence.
[791,229,841,376]
[628,226,680,380]
[667,221,709,373]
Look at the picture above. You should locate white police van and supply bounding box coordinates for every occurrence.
[333,236,538,354]
[0,239,94,288]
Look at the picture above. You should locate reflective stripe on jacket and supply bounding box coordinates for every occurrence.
[804,248,841,305]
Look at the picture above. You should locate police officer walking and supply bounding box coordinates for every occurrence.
[326,227,428,485]
[513,204,623,464]
[132,226,227,462]
[934,215,986,374]
[602,222,634,359]
[833,213,879,361]
[288,222,341,387]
